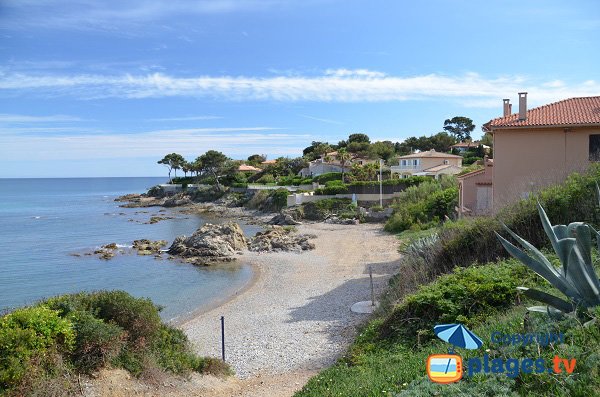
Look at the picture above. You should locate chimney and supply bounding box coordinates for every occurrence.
[503,99,511,117]
[518,92,528,121]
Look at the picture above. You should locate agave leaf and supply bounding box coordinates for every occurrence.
[527,306,565,318]
[596,182,600,207]
[565,246,600,306]
[574,224,594,274]
[496,232,579,299]
[538,202,562,257]
[584,318,597,327]
[588,225,600,253]
[502,224,555,269]
[553,224,569,240]
[517,287,575,313]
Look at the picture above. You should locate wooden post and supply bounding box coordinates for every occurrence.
[220,316,225,361]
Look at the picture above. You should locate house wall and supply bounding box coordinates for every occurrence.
[458,161,493,215]
[493,126,600,211]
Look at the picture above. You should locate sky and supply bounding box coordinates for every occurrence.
[1,0,599,177]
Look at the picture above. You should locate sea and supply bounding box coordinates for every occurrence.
[0,177,261,322]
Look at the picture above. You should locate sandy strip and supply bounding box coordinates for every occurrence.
[180,222,402,396]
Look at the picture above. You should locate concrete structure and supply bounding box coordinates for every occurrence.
[298,151,376,177]
[480,94,600,212]
[457,157,494,216]
[390,149,463,179]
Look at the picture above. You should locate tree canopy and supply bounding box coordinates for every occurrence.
[443,116,475,141]
[157,153,185,182]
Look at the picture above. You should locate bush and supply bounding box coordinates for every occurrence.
[384,180,458,233]
[0,307,74,389]
[269,188,289,210]
[314,184,349,195]
[256,174,275,184]
[379,260,529,342]
[301,198,355,220]
[313,172,343,184]
[69,311,124,372]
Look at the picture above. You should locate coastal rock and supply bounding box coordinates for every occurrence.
[249,226,315,252]
[132,239,168,255]
[145,216,173,224]
[163,194,192,207]
[167,222,247,264]
[267,213,301,226]
[324,216,359,225]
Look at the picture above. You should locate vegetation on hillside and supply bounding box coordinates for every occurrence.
[295,165,600,397]
[0,291,230,396]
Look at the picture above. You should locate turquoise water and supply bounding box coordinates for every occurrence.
[0,177,260,322]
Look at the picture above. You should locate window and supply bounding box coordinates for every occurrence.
[444,160,449,165]
[413,159,420,166]
[401,160,407,166]
[590,135,600,161]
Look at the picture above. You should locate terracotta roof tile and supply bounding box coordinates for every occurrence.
[486,96,600,129]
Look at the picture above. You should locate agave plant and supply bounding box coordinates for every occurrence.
[496,200,600,317]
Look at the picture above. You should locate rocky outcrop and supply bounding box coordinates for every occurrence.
[167,222,247,265]
[93,243,120,260]
[163,195,192,207]
[249,226,315,253]
[267,213,301,226]
[324,216,360,225]
[133,239,168,256]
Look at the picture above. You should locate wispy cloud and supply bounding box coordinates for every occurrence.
[147,116,222,122]
[300,114,344,125]
[1,69,598,107]
[0,127,308,161]
[1,0,298,32]
[0,113,83,123]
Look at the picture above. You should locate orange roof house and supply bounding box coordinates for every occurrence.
[471,93,600,213]
[238,164,261,173]
[390,149,463,179]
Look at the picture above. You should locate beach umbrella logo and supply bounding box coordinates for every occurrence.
[426,324,483,384]
[434,323,483,350]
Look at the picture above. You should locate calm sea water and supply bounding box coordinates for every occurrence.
[0,177,260,322]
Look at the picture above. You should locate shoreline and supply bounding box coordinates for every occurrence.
[180,222,402,389]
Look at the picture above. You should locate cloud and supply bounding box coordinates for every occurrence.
[1,0,298,32]
[147,116,222,122]
[1,69,598,107]
[0,113,83,123]
[0,126,307,160]
[300,114,344,125]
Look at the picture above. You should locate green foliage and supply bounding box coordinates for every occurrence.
[157,153,186,182]
[277,176,312,186]
[0,307,74,389]
[69,311,124,372]
[399,375,517,396]
[314,180,349,195]
[379,261,529,342]
[497,201,600,316]
[384,179,458,233]
[256,173,275,184]
[269,188,289,210]
[347,176,428,187]
[301,198,355,220]
[395,132,457,155]
[313,172,343,184]
[443,116,475,141]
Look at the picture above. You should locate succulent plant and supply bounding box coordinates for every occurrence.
[496,198,600,317]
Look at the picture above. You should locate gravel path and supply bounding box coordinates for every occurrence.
[181,222,402,380]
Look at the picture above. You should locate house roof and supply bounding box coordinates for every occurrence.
[238,164,261,172]
[451,141,481,148]
[485,96,600,130]
[422,164,459,172]
[261,159,277,164]
[398,149,463,159]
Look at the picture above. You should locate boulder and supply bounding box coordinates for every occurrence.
[267,213,301,226]
[167,222,247,264]
[133,239,168,255]
[324,216,359,225]
[249,226,315,253]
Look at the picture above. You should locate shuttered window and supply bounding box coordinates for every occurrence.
[590,135,600,161]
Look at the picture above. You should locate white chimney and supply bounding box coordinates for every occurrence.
[518,92,528,121]
[503,99,511,117]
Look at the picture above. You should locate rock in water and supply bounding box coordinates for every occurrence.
[167,222,247,264]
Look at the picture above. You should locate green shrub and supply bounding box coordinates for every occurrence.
[231,182,248,188]
[301,198,354,220]
[0,306,74,389]
[313,172,343,184]
[269,188,289,211]
[256,173,275,184]
[379,260,529,343]
[69,311,124,372]
[314,184,349,195]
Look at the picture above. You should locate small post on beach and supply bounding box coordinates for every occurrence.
[220,316,225,362]
[369,266,375,306]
